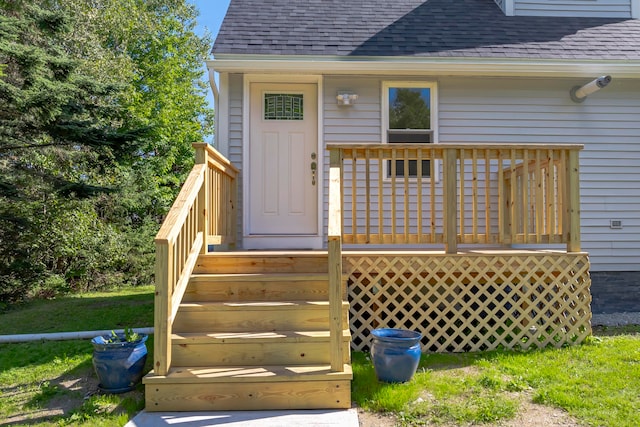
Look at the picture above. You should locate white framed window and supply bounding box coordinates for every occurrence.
[382,81,437,179]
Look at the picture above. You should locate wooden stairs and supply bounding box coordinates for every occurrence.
[143,252,352,411]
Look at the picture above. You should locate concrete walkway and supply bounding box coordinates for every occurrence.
[125,408,359,427]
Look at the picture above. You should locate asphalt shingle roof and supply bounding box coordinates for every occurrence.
[212,0,640,60]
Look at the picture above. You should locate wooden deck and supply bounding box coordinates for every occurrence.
[145,143,591,412]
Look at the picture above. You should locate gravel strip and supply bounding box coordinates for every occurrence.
[591,312,640,326]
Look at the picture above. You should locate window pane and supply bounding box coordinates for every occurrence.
[387,130,432,177]
[387,130,431,144]
[388,87,430,130]
[264,94,303,120]
[392,160,431,178]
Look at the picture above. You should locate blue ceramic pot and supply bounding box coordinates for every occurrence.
[91,334,148,393]
[370,328,422,383]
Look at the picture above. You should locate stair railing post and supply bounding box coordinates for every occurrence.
[193,143,209,254]
[154,240,173,376]
[328,148,344,372]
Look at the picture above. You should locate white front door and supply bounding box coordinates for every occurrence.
[248,83,318,238]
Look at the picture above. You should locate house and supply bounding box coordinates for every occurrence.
[143,0,640,411]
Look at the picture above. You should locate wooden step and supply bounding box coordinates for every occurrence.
[171,330,351,366]
[144,364,352,411]
[194,252,330,274]
[183,273,347,302]
[173,301,350,333]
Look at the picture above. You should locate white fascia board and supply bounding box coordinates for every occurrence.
[207,56,640,78]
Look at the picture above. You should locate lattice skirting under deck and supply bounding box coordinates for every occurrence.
[345,252,591,352]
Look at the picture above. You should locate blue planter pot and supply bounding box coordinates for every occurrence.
[370,328,422,383]
[91,334,148,393]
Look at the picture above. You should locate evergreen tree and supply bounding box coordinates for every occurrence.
[0,0,214,304]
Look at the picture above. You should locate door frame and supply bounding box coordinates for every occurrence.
[242,74,324,249]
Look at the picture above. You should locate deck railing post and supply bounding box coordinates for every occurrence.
[193,143,209,254]
[328,148,344,372]
[443,148,458,254]
[567,149,581,252]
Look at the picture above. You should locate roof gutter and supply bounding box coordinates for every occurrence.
[207,55,640,78]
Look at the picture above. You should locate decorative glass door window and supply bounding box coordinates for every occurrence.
[264,93,304,120]
[383,83,435,178]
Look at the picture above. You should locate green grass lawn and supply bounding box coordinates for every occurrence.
[1,288,639,426]
[0,286,154,426]
[0,285,154,335]
[353,326,640,426]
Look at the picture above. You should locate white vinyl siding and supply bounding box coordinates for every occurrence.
[440,77,640,271]
[322,77,382,243]
[322,75,640,271]
[232,73,639,269]
[514,0,633,17]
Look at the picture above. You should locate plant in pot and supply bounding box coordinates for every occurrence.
[91,327,148,393]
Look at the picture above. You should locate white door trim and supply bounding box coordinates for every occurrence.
[242,74,324,249]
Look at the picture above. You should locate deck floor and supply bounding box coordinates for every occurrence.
[212,247,576,256]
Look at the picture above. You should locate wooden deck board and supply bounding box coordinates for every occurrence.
[144,364,353,384]
[172,330,350,343]
[178,301,348,310]
[145,379,351,411]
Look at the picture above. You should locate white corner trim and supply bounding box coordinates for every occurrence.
[316,76,324,241]
[505,0,515,16]
[632,0,640,18]
[242,75,250,241]
[241,74,324,244]
[216,72,229,157]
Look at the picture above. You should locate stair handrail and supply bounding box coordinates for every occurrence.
[153,143,238,376]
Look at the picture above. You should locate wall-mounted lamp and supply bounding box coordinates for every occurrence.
[336,93,358,106]
[570,75,612,103]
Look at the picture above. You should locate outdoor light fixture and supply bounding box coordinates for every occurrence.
[570,75,612,103]
[336,93,358,106]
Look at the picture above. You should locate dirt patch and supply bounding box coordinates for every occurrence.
[1,366,143,426]
[357,407,398,427]
[357,394,581,427]
[492,399,580,427]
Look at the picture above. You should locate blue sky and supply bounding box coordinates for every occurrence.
[191,0,231,47]
[189,1,231,115]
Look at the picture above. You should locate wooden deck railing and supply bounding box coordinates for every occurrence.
[326,142,582,369]
[326,143,582,254]
[153,143,238,376]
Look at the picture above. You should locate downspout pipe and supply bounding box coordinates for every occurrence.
[0,327,154,344]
